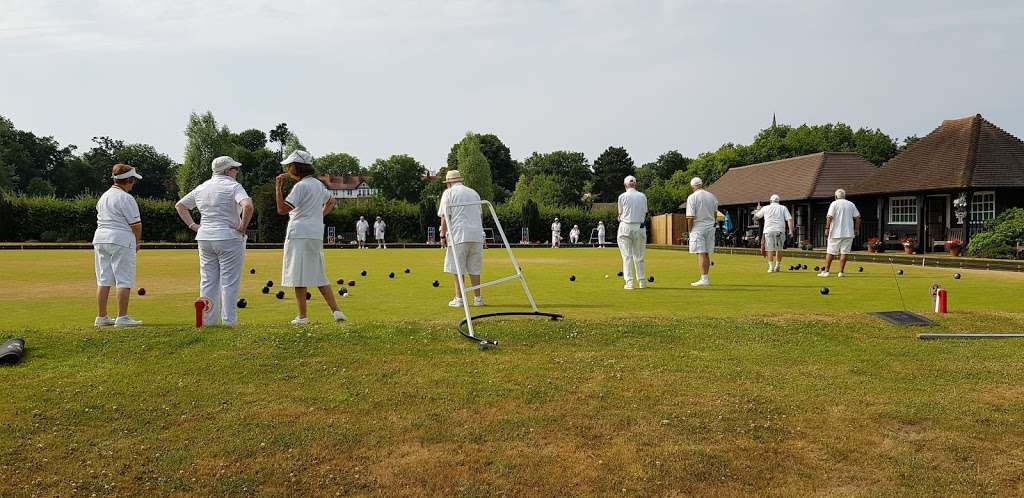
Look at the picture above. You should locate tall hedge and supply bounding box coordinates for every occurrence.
[1,192,184,242]
[2,191,621,244]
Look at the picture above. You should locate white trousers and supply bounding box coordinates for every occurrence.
[617,222,646,283]
[198,238,246,326]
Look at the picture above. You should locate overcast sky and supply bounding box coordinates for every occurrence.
[2,0,1023,171]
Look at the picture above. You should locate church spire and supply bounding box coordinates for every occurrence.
[771,113,777,129]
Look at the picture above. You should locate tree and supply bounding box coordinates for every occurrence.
[282,133,306,158]
[84,137,178,199]
[645,170,692,215]
[367,154,427,202]
[507,174,564,208]
[0,114,77,193]
[317,152,364,176]
[477,134,517,197]
[231,146,281,194]
[178,111,233,196]
[232,129,267,152]
[898,135,922,153]
[853,128,897,166]
[454,134,495,201]
[521,151,591,206]
[649,150,691,180]
[25,177,55,197]
[268,123,290,157]
[591,146,636,201]
[446,133,517,201]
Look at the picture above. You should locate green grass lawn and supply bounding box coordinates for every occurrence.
[1,248,1023,496]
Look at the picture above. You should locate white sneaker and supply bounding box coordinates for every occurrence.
[473,296,485,307]
[837,272,846,278]
[448,297,464,308]
[113,316,142,327]
[818,271,830,277]
[691,279,709,287]
[94,316,115,327]
[333,310,347,322]
[624,282,634,290]
[290,316,309,325]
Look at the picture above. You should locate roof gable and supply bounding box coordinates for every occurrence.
[320,175,371,190]
[850,114,1024,195]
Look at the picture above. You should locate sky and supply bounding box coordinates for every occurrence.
[2,0,1023,171]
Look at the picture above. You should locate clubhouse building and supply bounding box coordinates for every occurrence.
[708,114,1024,253]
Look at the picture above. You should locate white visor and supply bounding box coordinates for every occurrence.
[112,167,142,180]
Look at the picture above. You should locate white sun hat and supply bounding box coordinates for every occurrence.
[281,150,313,165]
[212,156,242,174]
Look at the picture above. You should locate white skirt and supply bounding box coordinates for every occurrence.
[282,238,329,288]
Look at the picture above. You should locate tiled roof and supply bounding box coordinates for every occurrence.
[849,114,1024,195]
[320,175,370,190]
[707,152,878,206]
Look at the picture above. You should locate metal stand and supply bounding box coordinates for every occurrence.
[444,200,561,345]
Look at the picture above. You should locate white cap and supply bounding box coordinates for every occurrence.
[212,156,242,174]
[770,194,780,203]
[281,150,313,165]
[623,175,637,186]
[112,167,142,180]
[690,177,703,188]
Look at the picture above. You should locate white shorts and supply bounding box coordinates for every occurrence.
[375,233,384,240]
[282,238,329,287]
[444,242,483,275]
[94,243,136,288]
[688,227,716,254]
[827,237,854,255]
[356,233,366,242]
[764,231,785,252]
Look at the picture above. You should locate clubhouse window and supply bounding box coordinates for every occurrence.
[971,191,995,222]
[888,196,917,225]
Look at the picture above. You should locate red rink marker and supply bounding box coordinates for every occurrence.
[194,297,212,328]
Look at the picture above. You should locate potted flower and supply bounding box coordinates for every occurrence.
[945,239,964,257]
[800,239,813,251]
[901,236,915,255]
[866,236,883,253]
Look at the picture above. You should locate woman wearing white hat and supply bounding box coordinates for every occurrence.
[92,163,144,327]
[175,156,254,326]
[569,224,580,245]
[275,150,347,324]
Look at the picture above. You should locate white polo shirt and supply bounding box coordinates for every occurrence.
[285,177,331,240]
[178,175,251,241]
[552,222,561,233]
[754,203,793,234]
[827,199,861,239]
[437,183,484,244]
[618,188,648,223]
[356,219,369,235]
[685,189,719,231]
[93,187,141,248]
